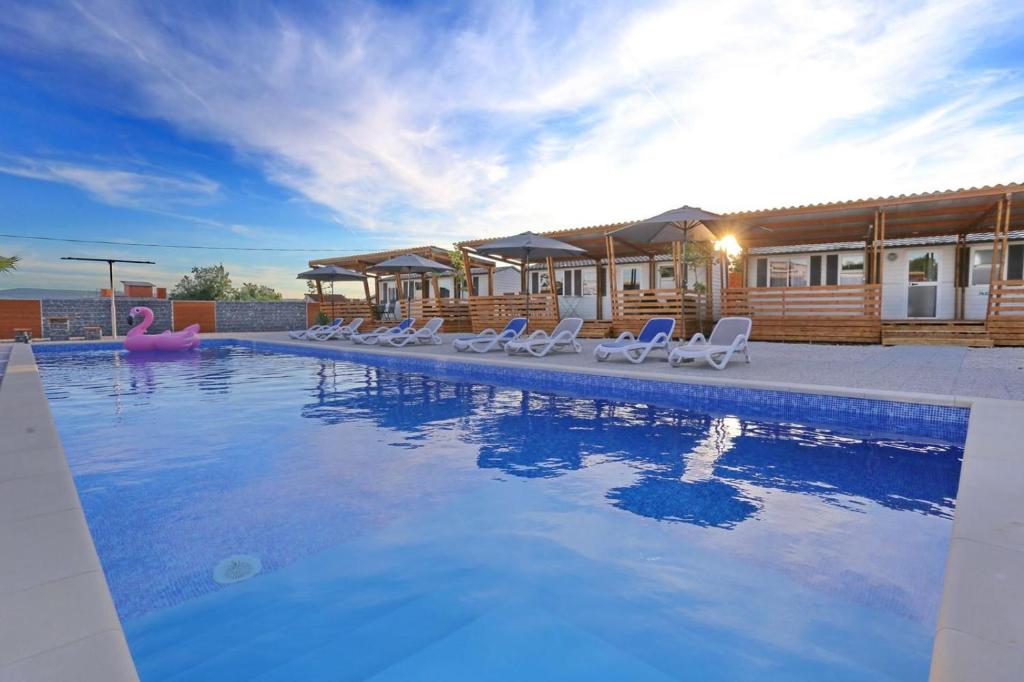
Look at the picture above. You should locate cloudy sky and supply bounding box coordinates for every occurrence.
[1,0,1022,296]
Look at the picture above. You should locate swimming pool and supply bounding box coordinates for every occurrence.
[35,341,965,681]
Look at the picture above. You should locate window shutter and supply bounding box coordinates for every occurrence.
[810,256,822,286]
[755,258,768,287]
[1008,245,1024,281]
[825,255,839,285]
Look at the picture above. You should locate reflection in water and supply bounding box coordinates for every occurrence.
[300,362,961,528]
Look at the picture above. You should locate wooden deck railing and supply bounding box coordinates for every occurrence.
[408,298,473,333]
[722,284,882,343]
[610,288,705,338]
[311,300,374,325]
[987,279,1024,346]
[467,294,559,333]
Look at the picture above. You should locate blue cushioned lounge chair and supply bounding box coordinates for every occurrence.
[351,318,415,345]
[594,317,675,364]
[453,317,527,353]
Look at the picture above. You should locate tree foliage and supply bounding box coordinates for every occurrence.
[170,264,282,301]
[0,254,20,274]
[448,249,467,289]
[231,282,283,301]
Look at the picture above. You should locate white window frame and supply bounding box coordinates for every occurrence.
[562,268,584,297]
[768,257,809,287]
[839,254,865,285]
[971,247,993,286]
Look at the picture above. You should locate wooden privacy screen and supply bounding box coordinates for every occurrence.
[313,300,373,324]
[987,279,1024,346]
[610,288,705,339]
[408,299,472,333]
[722,284,882,343]
[0,299,42,339]
[172,301,216,332]
[467,294,559,334]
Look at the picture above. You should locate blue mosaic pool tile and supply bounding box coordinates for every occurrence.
[33,339,969,444]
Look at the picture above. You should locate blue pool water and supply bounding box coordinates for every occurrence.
[36,342,964,681]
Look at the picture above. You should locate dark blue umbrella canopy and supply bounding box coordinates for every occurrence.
[607,206,721,244]
[369,254,453,274]
[475,232,587,260]
[296,264,367,282]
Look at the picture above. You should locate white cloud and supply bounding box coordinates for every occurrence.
[0,0,1022,247]
[0,156,219,209]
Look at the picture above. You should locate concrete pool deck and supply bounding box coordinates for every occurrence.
[1,334,1023,680]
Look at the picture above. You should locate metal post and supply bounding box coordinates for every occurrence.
[108,260,117,339]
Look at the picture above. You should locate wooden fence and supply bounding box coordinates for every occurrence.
[987,279,1024,346]
[467,294,559,333]
[610,288,706,338]
[722,284,882,343]
[309,300,374,326]
[408,298,473,333]
[171,301,216,332]
[0,300,42,339]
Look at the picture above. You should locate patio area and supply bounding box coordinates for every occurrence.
[249,332,1024,402]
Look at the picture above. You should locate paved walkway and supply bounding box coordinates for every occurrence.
[246,333,1024,402]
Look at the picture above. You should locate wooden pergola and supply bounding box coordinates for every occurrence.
[456,182,1024,344]
[457,222,724,337]
[718,183,1024,344]
[309,245,495,329]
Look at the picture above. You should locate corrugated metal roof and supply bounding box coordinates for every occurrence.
[723,182,1023,218]
[457,182,1023,249]
[749,230,1024,255]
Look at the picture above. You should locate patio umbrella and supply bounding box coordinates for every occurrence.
[474,232,586,316]
[296,264,366,304]
[369,254,453,318]
[607,206,725,331]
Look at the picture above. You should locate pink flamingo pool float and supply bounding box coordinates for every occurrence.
[125,306,200,352]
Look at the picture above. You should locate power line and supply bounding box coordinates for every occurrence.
[0,232,369,253]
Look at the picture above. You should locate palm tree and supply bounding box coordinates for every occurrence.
[0,255,19,274]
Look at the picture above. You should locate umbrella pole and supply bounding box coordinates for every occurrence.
[406,268,412,321]
[523,250,530,319]
[680,225,688,339]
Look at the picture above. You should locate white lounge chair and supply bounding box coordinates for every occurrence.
[380,318,444,347]
[289,317,342,340]
[667,317,752,370]
[453,317,527,353]
[504,318,583,357]
[351,318,415,345]
[594,317,675,364]
[312,317,363,341]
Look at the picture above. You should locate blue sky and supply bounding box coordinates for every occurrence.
[1,0,1023,297]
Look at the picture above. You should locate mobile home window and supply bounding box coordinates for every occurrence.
[971,249,992,286]
[1008,244,1024,280]
[563,269,584,296]
[839,254,864,285]
[530,271,541,294]
[621,267,641,290]
[472,276,481,294]
[768,258,808,287]
[755,258,768,287]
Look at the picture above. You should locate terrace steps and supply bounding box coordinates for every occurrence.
[881,320,993,347]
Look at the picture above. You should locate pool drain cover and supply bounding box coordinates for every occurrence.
[213,555,262,584]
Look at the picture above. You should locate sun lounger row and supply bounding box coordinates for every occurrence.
[288,317,445,346]
[289,315,751,369]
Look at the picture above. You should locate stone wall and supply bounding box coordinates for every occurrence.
[41,298,173,337]
[214,301,307,332]
[33,298,308,338]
